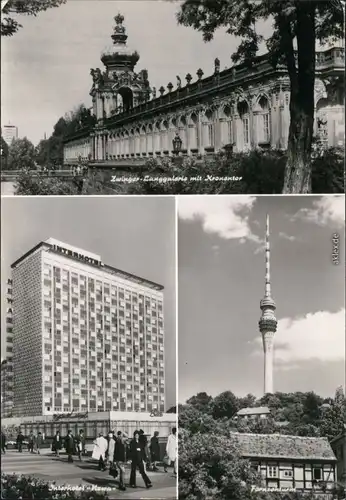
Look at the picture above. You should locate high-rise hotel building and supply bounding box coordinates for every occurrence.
[11,238,165,417]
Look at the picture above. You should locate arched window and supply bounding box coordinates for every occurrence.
[238,101,250,147]
[258,96,270,144]
[178,116,187,149]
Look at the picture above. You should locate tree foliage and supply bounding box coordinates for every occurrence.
[7,137,36,170]
[1,0,66,37]
[14,170,79,195]
[179,429,260,500]
[1,136,9,168]
[35,104,95,168]
[122,147,343,195]
[176,0,344,194]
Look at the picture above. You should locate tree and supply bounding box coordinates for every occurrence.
[1,0,66,37]
[320,387,346,441]
[176,0,344,193]
[186,392,213,413]
[7,137,36,170]
[211,391,239,420]
[1,136,9,169]
[179,429,260,500]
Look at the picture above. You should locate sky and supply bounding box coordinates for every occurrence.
[1,0,273,146]
[1,196,176,409]
[178,195,345,403]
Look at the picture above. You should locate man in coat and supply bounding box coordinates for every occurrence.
[64,430,75,463]
[113,431,128,491]
[28,431,35,453]
[35,432,43,454]
[150,431,160,471]
[16,431,25,453]
[52,431,62,456]
[165,427,177,477]
[92,432,108,471]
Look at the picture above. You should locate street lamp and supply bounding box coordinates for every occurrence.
[172,132,182,156]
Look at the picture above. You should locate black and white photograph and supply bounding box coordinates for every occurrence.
[1,196,177,499]
[1,0,344,196]
[178,195,345,500]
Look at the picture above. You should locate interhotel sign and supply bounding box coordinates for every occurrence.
[52,244,104,267]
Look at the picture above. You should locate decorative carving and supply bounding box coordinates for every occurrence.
[159,86,165,96]
[214,57,220,74]
[197,68,204,80]
[152,87,157,98]
[167,82,173,93]
[176,75,182,89]
[185,73,192,85]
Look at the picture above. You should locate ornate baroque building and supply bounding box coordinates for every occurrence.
[63,14,345,165]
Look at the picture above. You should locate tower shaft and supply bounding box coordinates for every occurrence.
[259,214,277,395]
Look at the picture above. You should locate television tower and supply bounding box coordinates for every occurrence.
[259,214,277,394]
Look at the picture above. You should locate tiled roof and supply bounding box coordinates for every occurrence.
[236,406,271,416]
[229,432,336,461]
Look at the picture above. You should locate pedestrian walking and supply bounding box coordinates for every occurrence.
[165,427,177,477]
[16,431,25,453]
[106,431,115,466]
[92,433,108,471]
[64,430,75,463]
[139,429,150,470]
[35,432,43,454]
[1,431,7,454]
[76,429,86,460]
[113,431,128,491]
[28,431,35,453]
[150,431,160,471]
[52,431,62,456]
[129,431,152,489]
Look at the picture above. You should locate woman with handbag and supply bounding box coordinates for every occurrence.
[129,431,152,489]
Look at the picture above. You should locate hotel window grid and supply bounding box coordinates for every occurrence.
[12,242,165,416]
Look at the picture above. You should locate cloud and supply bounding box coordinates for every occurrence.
[279,231,296,242]
[292,196,345,227]
[178,196,260,242]
[251,309,345,367]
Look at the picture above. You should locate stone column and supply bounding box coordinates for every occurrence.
[197,113,203,154]
[214,111,222,151]
[279,102,285,149]
[252,112,260,147]
[233,113,240,152]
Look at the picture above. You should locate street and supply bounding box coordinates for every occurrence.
[1,450,177,499]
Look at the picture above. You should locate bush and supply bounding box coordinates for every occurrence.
[123,147,343,195]
[15,170,78,195]
[311,146,345,193]
[1,473,110,499]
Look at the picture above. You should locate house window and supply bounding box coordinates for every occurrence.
[284,470,293,477]
[313,468,322,481]
[243,118,249,145]
[267,466,278,478]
